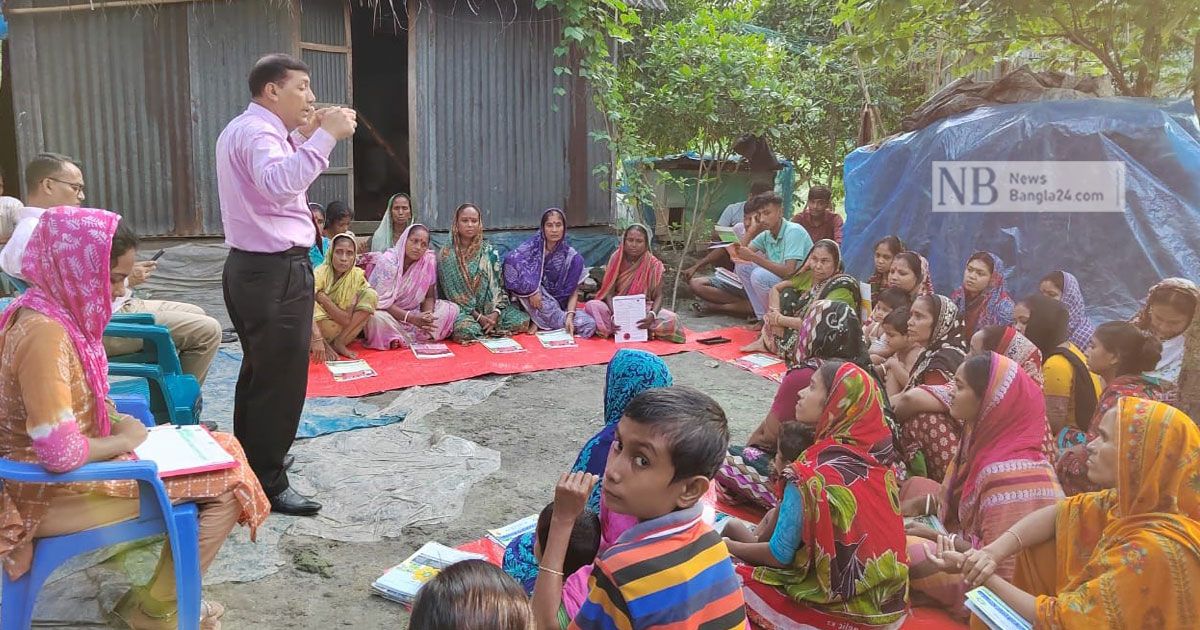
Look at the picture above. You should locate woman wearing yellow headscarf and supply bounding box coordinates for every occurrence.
[924,397,1200,628]
[310,232,378,361]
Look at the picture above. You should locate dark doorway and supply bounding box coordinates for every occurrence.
[0,41,20,199]
[351,4,409,221]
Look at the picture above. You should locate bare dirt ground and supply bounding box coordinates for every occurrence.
[119,242,776,630]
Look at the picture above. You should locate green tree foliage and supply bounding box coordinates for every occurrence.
[834,0,1200,100]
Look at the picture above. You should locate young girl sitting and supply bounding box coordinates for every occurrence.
[722,422,814,552]
[881,307,922,395]
[867,288,912,364]
[409,559,534,630]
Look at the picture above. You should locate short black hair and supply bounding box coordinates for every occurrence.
[749,181,774,197]
[807,185,832,202]
[110,220,139,266]
[1020,294,1070,355]
[876,287,910,310]
[777,422,814,465]
[745,191,784,215]
[961,353,992,400]
[323,200,353,227]
[536,504,601,578]
[883,306,909,334]
[25,153,79,192]
[248,54,311,97]
[622,386,729,482]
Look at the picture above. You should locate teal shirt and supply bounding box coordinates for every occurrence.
[750,221,812,264]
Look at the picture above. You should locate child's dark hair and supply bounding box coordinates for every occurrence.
[1092,321,1163,376]
[777,422,814,465]
[324,200,353,227]
[535,503,601,578]
[883,306,910,334]
[408,559,532,630]
[876,287,910,310]
[623,386,729,481]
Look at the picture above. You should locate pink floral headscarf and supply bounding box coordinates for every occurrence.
[368,223,438,311]
[0,207,121,436]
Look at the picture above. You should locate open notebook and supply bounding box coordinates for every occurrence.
[133,425,238,478]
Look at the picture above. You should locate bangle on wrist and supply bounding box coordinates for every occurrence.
[1006,529,1024,549]
[538,565,564,577]
[402,311,409,323]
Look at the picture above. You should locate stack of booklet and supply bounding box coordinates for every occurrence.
[733,353,783,371]
[371,542,485,606]
[713,267,744,291]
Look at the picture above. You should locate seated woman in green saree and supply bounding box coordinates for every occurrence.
[310,231,378,361]
[437,203,531,343]
[742,239,863,366]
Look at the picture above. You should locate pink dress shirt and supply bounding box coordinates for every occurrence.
[216,103,336,253]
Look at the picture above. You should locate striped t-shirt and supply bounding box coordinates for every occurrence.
[569,504,748,630]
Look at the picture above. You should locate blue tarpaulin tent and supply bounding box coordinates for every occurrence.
[843,98,1200,322]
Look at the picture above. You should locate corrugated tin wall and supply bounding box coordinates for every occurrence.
[7,0,292,236]
[8,0,611,235]
[187,1,294,235]
[409,0,611,230]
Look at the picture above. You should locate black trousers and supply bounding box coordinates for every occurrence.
[222,247,314,496]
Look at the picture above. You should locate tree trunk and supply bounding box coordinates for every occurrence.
[1193,30,1200,116]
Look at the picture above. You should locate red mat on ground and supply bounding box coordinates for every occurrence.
[694,326,788,382]
[306,327,759,398]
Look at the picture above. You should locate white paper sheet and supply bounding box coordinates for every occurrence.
[133,425,237,477]
[612,294,648,343]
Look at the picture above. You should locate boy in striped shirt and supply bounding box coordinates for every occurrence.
[533,386,748,630]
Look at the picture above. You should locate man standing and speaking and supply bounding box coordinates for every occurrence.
[216,54,356,515]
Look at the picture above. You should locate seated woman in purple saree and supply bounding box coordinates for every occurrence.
[502,208,596,338]
[363,223,459,349]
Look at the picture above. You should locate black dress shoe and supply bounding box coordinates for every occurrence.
[269,488,321,516]
[283,454,295,470]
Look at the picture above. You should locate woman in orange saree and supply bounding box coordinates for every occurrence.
[923,397,1200,628]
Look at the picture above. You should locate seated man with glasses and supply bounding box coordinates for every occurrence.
[0,153,223,385]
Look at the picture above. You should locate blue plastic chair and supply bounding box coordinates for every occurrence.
[0,396,201,630]
[1,274,201,425]
[106,313,202,426]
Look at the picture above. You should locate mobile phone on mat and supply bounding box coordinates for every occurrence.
[697,336,731,345]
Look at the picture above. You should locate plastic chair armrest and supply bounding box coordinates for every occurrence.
[111,312,156,325]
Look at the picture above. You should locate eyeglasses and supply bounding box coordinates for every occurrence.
[47,178,86,195]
